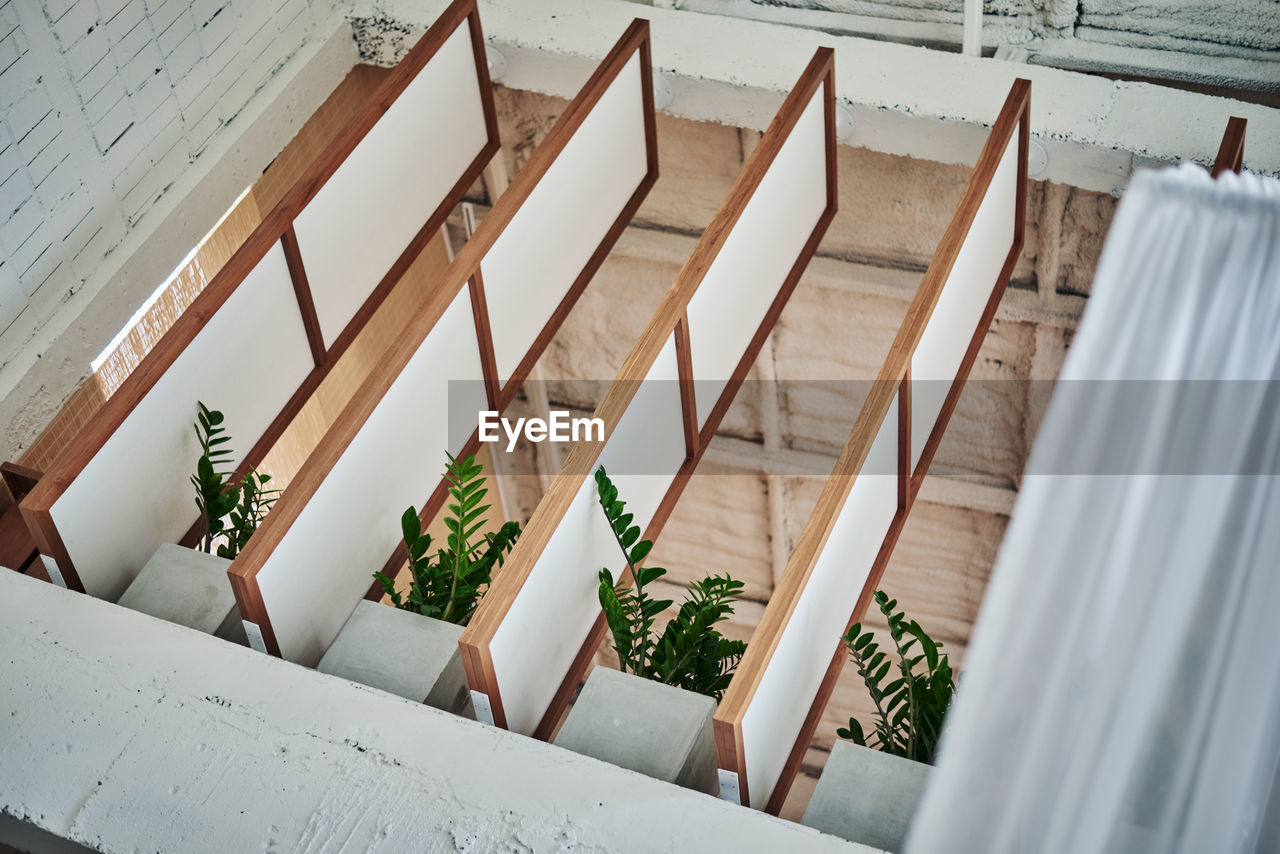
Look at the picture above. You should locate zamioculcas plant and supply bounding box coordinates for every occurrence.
[594,466,747,702]
[191,401,280,559]
[374,453,521,627]
[837,589,956,764]
[221,470,277,559]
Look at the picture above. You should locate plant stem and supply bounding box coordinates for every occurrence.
[889,628,919,760]
[607,521,649,676]
[853,653,894,749]
[441,520,462,624]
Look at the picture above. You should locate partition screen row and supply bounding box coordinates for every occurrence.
[20,0,499,602]
[458,48,839,739]
[713,78,1032,813]
[227,19,660,665]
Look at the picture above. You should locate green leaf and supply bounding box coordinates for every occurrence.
[629,539,653,564]
[642,597,673,618]
[461,504,489,527]
[909,621,940,670]
[838,717,866,746]
[401,507,421,544]
[636,565,665,586]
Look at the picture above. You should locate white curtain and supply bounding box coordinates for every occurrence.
[905,163,1280,854]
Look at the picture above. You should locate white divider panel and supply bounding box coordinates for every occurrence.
[739,399,899,809]
[488,335,686,735]
[255,289,486,665]
[480,53,649,388]
[50,246,313,601]
[293,20,489,349]
[910,139,1019,467]
[685,88,827,429]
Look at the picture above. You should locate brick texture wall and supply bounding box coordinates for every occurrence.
[0,0,325,366]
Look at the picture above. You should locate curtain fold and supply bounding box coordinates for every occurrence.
[905,164,1280,854]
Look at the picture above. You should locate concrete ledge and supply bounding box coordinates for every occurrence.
[0,571,871,853]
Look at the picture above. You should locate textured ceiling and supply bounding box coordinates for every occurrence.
[668,0,1280,97]
[723,0,1279,51]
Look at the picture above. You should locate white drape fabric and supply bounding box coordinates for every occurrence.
[905,164,1280,854]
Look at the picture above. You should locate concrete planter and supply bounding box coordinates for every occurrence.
[116,543,245,644]
[801,739,931,852]
[552,666,718,795]
[316,599,471,716]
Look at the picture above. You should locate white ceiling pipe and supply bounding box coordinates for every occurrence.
[963,0,983,57]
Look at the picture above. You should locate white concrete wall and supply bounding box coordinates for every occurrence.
[0,0,343,365]
[0,0,353,462]
[0,570,871,853]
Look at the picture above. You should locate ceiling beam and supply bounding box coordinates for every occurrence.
[372,0,1280,193]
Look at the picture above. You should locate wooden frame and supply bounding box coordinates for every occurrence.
[459,46,838,739]
[20,0,500,594]
[713,78,1031,813]
[0,462,42,574]
[1212,116,1246,178]
[1,462,42,504]
[227,18,660,659]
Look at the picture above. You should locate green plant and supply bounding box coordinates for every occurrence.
[594,466,746,702]
[191,402,279,559]
[374,453,521,626]
[837,590,955,764]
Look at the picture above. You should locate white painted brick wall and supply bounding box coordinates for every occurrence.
[0,0,326,360]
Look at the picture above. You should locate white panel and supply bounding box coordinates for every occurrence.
[243,621,268,654]
[740,399,899,810]
[488,336,685,735]
[470,691,495,726]
[718,769,742,805]
[51,245,312,601]
[41,556,66,589]
[257,289,486,665]
[910,139,1018,467]
[481,54,648,388]
[685,89,827,427]
[294,21,489,349]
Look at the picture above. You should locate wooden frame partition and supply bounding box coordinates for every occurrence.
[1212,116,1247,177]
[20,0,499,600]
[0,462,42,574]
[226,19,659,665]
[713,78,1031,813]
[459,47,838,740]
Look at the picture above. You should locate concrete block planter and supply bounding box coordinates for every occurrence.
[553,666,718,795]
[801,739,930,852]
[316,599,471,716]
[116,543,245,644]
